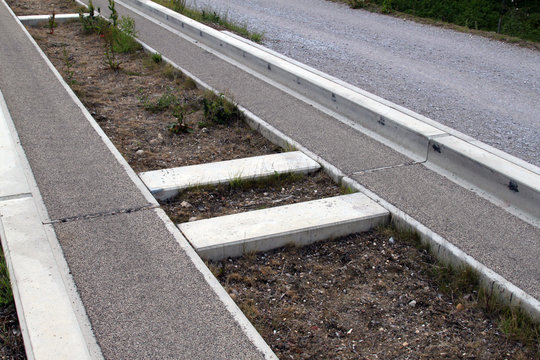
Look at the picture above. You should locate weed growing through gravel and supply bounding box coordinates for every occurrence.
[78,0,141,70]
[62,47,76,84]
[151,52,163,63]
[202,92,243,125]
[47,10,56,34]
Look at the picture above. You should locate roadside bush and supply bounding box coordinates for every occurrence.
[366,0,540,42]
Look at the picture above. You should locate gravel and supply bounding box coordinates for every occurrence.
[188,0,540,166]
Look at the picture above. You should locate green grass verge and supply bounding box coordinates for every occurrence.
[333,0,539,49]
[152,0,263,43]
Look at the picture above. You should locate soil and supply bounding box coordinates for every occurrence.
[161,172,343,223]
[4,0,539,359]
[0,304,25,360]
[5,0,81,15]
[27,21,281,174]
[209,230,539,359]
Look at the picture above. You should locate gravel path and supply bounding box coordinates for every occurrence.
[188,0,540,166]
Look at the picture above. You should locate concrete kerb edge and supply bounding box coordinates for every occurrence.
[223,29,540,174]
[0,85,102,359]
[152,208,279,360]
[128,0,539,223]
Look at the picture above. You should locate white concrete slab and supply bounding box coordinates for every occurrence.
[0,92,30,200]
[18,14,84,27]
[179,192,389,260]
[0,197,92,360]
[139,151,321,200]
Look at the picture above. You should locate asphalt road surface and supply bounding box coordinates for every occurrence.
[189,0,540,166]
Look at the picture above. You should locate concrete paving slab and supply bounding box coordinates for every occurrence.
[86,0,413,175]
[0,93,31,199]
[180,193,389,260]
[353,164,540,301]
[0,3,153,221]
[139,151,320,200]
[53,209,269,360]
[0,197,92,360]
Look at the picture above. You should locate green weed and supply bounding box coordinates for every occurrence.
[48,11,56,34]
[381,0,392,13]
[108,0,118,27]
[347,0,366,9]
[202,92,242,125]
[151,52,163,63]
[0,249,13,308]
[62,48,76,84]
[168,105,193,134]
[340,185,357,194]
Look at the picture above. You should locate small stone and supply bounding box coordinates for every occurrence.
[402,342,409,347]
[149,138,159,145]
[188,217,198,222]
[201,127,208,133]
[456,303,465,311]
[136,149,144,155]
[180,201,192,208]
[408,300,417,307]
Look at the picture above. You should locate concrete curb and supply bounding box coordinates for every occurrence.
[128,0,539,225]
[0,90,102,360]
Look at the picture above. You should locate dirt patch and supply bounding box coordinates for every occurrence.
[209,230,538,359]
[5,0,81,15]
[27,21,281,174]
[0,304,25,360]
[161,172,343,223]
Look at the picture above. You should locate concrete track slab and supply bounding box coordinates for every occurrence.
[139,151,321,200]
[353,164,540,301]
[87,0,413,175]
[0,3,152,221]
[53,209,267,360]
[180,193,389,260]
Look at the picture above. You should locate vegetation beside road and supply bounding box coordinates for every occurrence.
[152,0,263,42]
[342,0,540,45]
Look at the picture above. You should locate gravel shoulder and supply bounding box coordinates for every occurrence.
[186,0,540,167]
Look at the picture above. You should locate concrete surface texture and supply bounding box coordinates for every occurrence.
[0,2,274,358]
[180,193,389,260]
[139,151,321,200]
[353,164,540,300]
[87,0,539,301]
[187,0,540,167]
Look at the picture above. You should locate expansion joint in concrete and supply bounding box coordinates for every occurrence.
[351,160,424,176]
[0,193,33,203]
[46,204,159,224]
